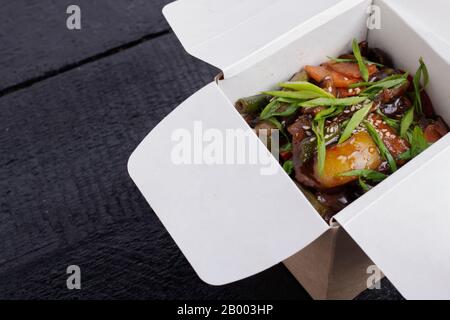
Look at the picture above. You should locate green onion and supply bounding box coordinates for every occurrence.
[365,121,398,172]
[314,106,345,121]
[352,38,369,82]
[339,169,388,182]
[260,104,300,120]
[338,102,373,144]
[350,73,407,88]
[359,177,371,192]
[398,126,430,160]
[400,106,414,138]
[283,160,294,175]
[327,56,384,67]
[312,119,326,176]
[299,96,367,108]
[281,143,292,152]
[279,81,334,98]
[413,57,429,114]
[376,109,400,131]
[263,90,325,101]
[360,77,408,98]
[276,97,301,104]
[260,100,280,119]
[266,117,289,141]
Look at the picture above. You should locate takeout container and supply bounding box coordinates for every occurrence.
[128,0,450,300]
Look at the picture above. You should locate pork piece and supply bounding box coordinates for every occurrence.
[317,190,354,221]
[424,118,449,143]
[313,131,383,189]
[368,114,410,160]
[375,81,409,104]
[287,116,312,142]
[367,48,394,67]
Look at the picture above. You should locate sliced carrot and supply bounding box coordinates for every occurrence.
[304,65,329,83]
[327,62,378,79]
[304,65,360,88]
[329,70,360,88]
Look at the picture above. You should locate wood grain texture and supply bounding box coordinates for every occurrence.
[0,0,171,90]
[0,17,402,300]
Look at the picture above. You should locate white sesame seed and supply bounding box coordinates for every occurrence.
[302,126,311,130]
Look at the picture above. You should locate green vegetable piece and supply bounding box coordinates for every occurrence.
[299,96,367,108]
[359,177,371,192]
[283,160,294,175]
[339,169,387,182]
[365,121,398,172]
[279,81,334,98]
[413,57,429,114]
[338,102,373,144]
[400,106,414,138]
[312,119,326,176]
[235,95,269,114]
[263,90,326,101]
[352,38,369,82]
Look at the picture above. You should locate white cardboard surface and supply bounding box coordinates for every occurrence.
[385,0,450,57]
[130,0,450,297]
[163,0,343,74]
[335,135,450,299]
[128,82,328,285]
[335,0,450,299]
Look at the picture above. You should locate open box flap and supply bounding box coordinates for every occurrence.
[162,0,344,74]
[128,82,328,285]
[335,135,450,300]
[384,0,450,58]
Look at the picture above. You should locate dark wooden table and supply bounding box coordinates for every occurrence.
[0,0,402,300]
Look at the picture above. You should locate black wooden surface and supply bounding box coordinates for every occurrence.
[0,1,403,300]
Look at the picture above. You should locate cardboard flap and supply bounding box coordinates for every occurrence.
[335,134,450,300]
[384,0,450,59]
[128,82,328,285]
[163,0,343,73]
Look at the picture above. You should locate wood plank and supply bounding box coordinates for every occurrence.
[0,0,171,90]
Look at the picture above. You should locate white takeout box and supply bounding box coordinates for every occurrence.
[128,0,450,300]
